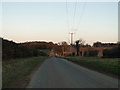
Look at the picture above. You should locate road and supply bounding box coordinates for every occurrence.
[27,56,118,88]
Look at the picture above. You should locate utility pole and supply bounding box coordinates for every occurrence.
[69,32,74,45]
[69,32,74,56]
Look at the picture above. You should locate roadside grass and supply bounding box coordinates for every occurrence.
[39,49,50,54]
[2,56,48,88]
[63,56,120,75]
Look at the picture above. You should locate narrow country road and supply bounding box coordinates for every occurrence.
[27,56,118,88]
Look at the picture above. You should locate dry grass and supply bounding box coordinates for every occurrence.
[2,56,48,88]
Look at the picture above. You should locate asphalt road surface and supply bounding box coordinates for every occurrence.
[27,57,118,88]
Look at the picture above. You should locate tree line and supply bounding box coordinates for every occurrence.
[2,38,49,60]
[2,37,119,60]
[2,38,68,60]
[74,40,120,58]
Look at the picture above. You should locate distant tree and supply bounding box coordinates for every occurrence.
[75,40,80,56]
[61,41,68,55]
[93,41,102,47]
[88,50,99,57]
[85,44,91,47]
[61,41,68,46]
[54,45,62,56]
[2,38,50,60]
[75,39,85,56]
[103,47,120,58]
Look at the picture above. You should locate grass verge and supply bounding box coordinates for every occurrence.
[62,56,120,76]
[2,56,48,88]
[39,49,50,55]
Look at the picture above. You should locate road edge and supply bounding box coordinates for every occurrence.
[17,57,49,88]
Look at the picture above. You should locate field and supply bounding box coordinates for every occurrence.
[63,56,119,76]
[39,49,51,55]
[2,56,48,88]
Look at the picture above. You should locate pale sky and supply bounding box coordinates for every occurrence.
[2,1,118,45]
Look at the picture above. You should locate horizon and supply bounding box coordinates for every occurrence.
[2,37,118,46]
[1,2,118,45]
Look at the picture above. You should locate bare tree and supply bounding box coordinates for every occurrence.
[79,38,85,46]
[75,39,85,56]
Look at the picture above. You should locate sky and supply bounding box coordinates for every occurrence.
[1,1,118,45]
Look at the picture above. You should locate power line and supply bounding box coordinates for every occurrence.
[66,0,86,45]
[72,0,78,30]
[66,0,69,31]
[76,2,87,30]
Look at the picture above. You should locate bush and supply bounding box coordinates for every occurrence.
[88,50,99,57]
[72,52,75,56]
[83,51,88,56]
[80,51,82,56]
[39,51,48,56]
[103,47,120,58]
[2,38,48,60]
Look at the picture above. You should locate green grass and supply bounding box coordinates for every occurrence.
[39,49,50,54]
[63,56,120,75]
[2,56,48,88]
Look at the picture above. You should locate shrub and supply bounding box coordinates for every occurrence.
[103,47,120,58]
[88,50,99,57]
[83,51,88,56]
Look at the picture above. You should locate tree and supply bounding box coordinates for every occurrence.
[93,41,102,47]
[75,40,80,56]
[75,39,85,56]
[61,41,68,56]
